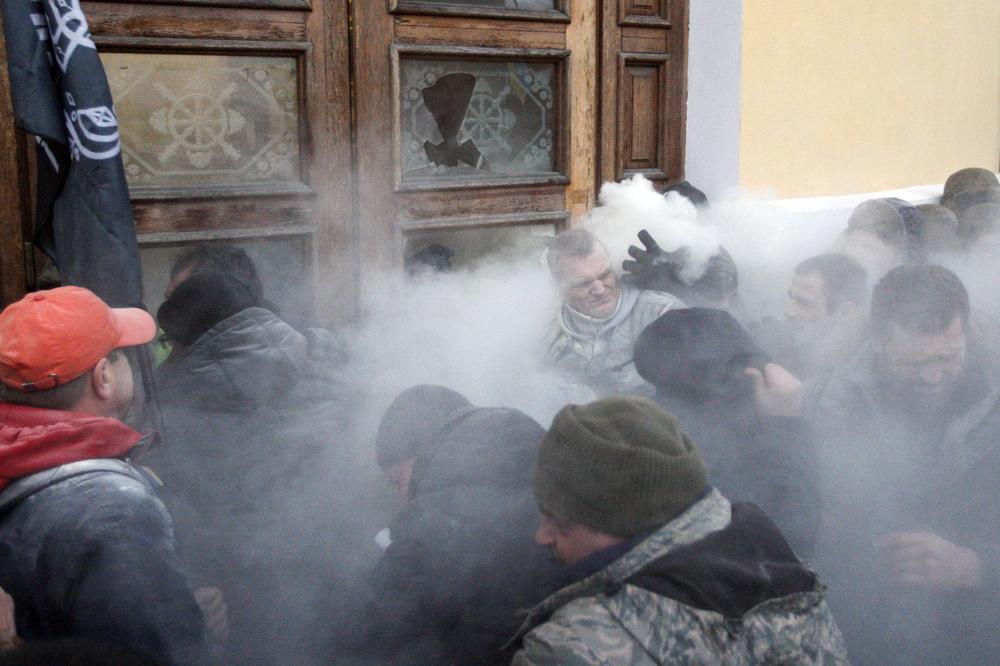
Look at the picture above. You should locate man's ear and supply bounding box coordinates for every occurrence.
[90,357,114,401]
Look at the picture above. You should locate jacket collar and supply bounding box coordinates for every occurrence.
[559,284,642,340]
[0,404,141,491]
[508,489,731,644]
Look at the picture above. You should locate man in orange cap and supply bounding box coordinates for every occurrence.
[0,287,204,665]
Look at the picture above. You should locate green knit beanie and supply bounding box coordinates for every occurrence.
[534,396,707,538]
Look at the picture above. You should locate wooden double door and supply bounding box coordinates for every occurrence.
[0,0,687,325]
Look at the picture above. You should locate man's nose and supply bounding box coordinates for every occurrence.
[590,280,608,295]
[535,523,555,547]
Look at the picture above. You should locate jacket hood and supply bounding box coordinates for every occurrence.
[409,406,545,498]
[157,307,322,411]
[375,385,472,469]
[634,307,764,401]
[0,404,141,490]
[513,489,822,646]
[625,502,816,618]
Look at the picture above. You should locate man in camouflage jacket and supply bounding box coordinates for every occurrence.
[510,396,847,665]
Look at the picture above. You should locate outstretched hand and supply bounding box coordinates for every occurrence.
[881,531,983,590]
[622,229,687,290]
[745,363,803,418]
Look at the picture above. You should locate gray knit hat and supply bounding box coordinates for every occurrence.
[941,168,1000,217]
[375,385,472,469]
[534,396,707,537]
[915,204,961,253]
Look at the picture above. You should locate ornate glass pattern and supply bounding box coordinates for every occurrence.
[408,0,555,8]
[400,58,558,183]
[103,53,300,190]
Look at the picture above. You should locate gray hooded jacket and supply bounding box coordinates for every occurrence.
[544,285,684,396]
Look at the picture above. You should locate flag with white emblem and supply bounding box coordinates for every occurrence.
[0,0,142,307]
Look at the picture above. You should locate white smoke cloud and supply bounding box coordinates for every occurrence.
[580,174,721,284]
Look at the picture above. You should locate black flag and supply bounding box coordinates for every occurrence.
[1,0,163,451]
[0,0,142,308]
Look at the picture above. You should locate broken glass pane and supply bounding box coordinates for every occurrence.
[400,58,559,183]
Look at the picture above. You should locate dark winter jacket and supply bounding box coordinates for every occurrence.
[152,306,356,665]
[511,489,847,665]
[634,308,820,557]
[0,407,203,665]
[344,406,560,666]
[810,341,1000,665]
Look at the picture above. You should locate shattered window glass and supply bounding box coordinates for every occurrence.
[400,59,559,184]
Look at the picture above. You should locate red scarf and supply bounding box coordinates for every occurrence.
[0,404,141,492]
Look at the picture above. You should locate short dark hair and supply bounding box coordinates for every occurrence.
[546,229,603,278]
[170,244,263,303]
[795,253,868,313]
[0,349,124,411]
[870,265,969,339]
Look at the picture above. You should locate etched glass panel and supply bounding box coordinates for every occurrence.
[104,53,300,190]
[400,58,558,183]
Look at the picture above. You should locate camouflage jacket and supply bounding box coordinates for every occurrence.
[510,489,848,665]
[544,285,684,396]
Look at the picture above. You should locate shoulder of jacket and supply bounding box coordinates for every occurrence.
[517,596,617,665]
[52,470,169,523]
[634,289,686,314]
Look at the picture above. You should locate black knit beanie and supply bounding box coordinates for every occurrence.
[375,385,472,469]
[534,396,707,538]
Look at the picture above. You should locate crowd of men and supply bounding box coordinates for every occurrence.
[0,167,998,664]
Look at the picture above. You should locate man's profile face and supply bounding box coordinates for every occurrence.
[557,247,622,319]
[784,271,829,325]
[877,314,967,409]
[535,514,595,565]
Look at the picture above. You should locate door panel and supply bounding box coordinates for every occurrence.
[0,0,689,315]
[83,0,353,324]
[600,0,686,190]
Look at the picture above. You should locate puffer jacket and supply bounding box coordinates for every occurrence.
[544,285,684,396]
[0,407,203,665]
[341,406,559,666]
[511,489,847,665]
[152,306,357,665]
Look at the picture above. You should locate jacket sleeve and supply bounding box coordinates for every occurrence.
[511,626,609,666]
[51,479,204,665]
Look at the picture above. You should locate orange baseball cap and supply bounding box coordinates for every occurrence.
[0,286,156,391]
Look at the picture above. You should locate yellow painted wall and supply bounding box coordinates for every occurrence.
[739,1,1000,198]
